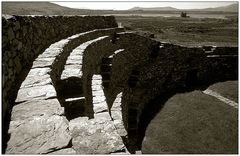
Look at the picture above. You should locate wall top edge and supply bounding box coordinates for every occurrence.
[2,14,115,19]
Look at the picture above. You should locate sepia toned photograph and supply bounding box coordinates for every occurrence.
[1,1,238,154]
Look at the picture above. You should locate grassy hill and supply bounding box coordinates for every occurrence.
[129,3,238,12]
[2,2,238,15]
[2,2,96,15]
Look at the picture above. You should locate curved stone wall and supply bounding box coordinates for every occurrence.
[2,15,238,154]
[2,15,117,121]
[78,31,237,151]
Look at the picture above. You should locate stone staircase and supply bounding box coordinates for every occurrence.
[58,36,108,120]
[6,28,128,154]
[68,74,127,154]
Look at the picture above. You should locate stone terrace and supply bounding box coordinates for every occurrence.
[6,27,127,154]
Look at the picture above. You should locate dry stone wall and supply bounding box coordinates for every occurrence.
[117,42,238,149]
[5,27,126,154]
[2,15,117,121]
[2,14,238,154]
[77,30,237,152]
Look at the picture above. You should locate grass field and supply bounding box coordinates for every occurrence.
[116,15,238,47]
[142,87,238,153]
[207,81,238,102]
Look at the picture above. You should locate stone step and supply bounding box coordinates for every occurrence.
[7,115,71,154]
[8,30,92,153]
[64,97,86,120]
[108,49,125,58]
[65,97,85,102]
[7,27,125,154]
[70,115,125,154]
[15,84,57,103]
[10,99,64,121]
[57,77,84,99]
[6,99,71,154]
[61,36,108,80]
[20,74,52,89]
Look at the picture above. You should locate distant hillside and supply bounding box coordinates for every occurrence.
[129,3,238,12]
[130,6,178,11]
[2,2,238,16]
[2,2,93,15]
[200,4,238,12]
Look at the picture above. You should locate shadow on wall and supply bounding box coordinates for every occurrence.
[56,77,91,120]
[2,15,119,153]
[136,83,211,150]
[2,61,33,154]
[136,76,237,150]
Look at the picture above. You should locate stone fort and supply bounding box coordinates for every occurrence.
[2,15,238,154]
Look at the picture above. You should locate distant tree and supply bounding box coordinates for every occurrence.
[181,12,189,18]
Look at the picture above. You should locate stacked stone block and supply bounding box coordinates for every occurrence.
[2,15,118,122]
[2,14,238,154]
[5,32,82,154]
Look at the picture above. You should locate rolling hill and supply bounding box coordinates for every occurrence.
[2,2,238,15]
[130,6,178,11]
[129,3,238,12]
[2,2,92,15]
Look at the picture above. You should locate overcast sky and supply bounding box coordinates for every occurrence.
[52,1,237,10]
